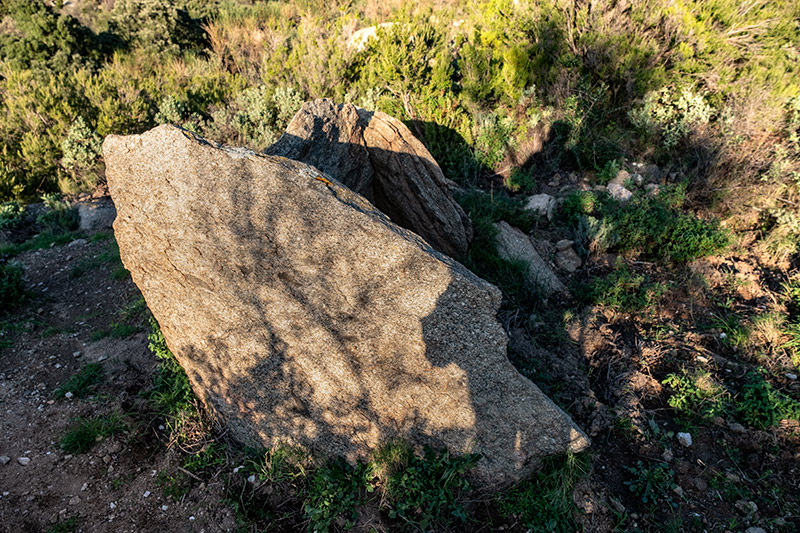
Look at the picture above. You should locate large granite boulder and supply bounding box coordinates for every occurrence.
[266,99,472,259]
[104,125,588,487]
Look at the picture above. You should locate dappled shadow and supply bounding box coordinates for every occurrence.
[114,127,587,486]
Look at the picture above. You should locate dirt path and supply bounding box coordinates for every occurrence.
[0,235,235,532]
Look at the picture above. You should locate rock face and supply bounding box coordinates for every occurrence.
[266,99,472,259]
[104,125,588,487]
[78,197,116,232]
[494,222,567,297]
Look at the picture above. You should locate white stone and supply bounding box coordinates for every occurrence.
[607,182,633,203]
[17,457,30,466]
[143,490,150,498]
[786,373,797,380]
[247,474,256,484]
[109,502,116,510]
[0,456,10,465]
[64,392,73,399]
[525,194,555,219]
[677,432,692,447]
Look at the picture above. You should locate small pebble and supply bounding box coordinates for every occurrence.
[103,455,112,465]
[719,332,727,339]
[189,516,195,521]
[64,392,73,399]
[81,483,88,491]
[109,502,116,510]
[161,505,169,511]
[73,351,81,358]
[69,496,80,505]
[143,490,151,498]
[677,432,693,447]
[0,456,10,465]
[247,474,256,484]
[17,457,30,466]
[786,373,798,380]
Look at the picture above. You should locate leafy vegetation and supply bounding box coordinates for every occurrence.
[0,261,25,311]
[60,413,126,453]
[54,363,104,399]
[498,453,587,532]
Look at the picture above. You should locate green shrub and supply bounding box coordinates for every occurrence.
[563,185,729,263]
[736,370,800,428]
[36,194,80,235]
[372,442,479,530]
[0,262,25,311]
[662,370,731,422]
[110,0,208,56]
[60,117,103,194]
[498,453,587,533]
[574,261,668,311]
[304,457,372,533]
[0,201,24,230]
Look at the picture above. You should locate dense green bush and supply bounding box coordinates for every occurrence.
[0,261,25,311]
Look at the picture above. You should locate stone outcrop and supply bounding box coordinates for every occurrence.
[78,197,116,232]
[104,125,588,487]
[494,222,567,298]
[266,99,472,259]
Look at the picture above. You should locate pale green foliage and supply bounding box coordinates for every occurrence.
[0,201,25,230]
[61,117,102,173]
[271,87,304,126]
[629,87,713,149]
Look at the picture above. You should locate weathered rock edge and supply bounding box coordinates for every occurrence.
[266,99,473,259]
[104,125,588,488]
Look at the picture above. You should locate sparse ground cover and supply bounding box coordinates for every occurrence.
[1,0,799,531]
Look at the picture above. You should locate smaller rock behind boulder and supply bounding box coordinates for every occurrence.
[267,99,473,258]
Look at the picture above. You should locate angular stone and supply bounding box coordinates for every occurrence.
[78,197,116,232]
[494,222,567,297]
[554,241,582,273]
[524,194,555,219]
[267,99,472,259]
[103,125,588,487]
[607,182,633,203]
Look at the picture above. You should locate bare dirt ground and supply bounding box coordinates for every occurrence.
[0,234,236,532]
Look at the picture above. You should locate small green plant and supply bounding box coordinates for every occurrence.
[504,167,535,193]
[662,370,730,424]
[623,461,677,508]
[575,261,668,312]
[47,517,78,533]
[156,470,190,501]
[36,194,79,235]
[183,442,227,474]
[372,442,480,530]
[54,363,103,399]
[712,313,750,350]
[250,445,309,484]
[148,318,201,440]
[0,200,24,230]
[304,457,373,533]
[736,370,800,428]
[596,159,621,185]
[60,413,126,453]
[498,453,587,532]
[0,261,25,311]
